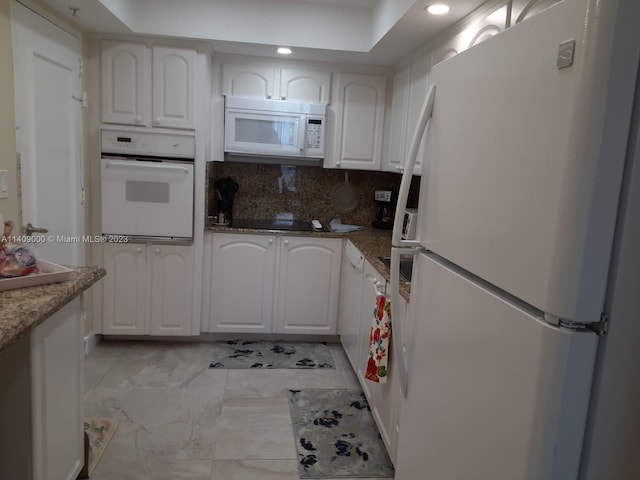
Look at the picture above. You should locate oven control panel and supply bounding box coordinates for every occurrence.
[101,128,195,159]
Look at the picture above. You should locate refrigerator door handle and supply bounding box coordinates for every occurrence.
[392,84,436,247]
[391,246,413,397]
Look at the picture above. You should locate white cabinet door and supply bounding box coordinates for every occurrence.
[279,68,331,103]
[329,73,387,170]
[356,261,401,464]
[103,243,147,335]
[384,66,410,174]
[152,46,196,129]
[405,55,430,176]
[101,40,148,126]
[275,236,342,334]
[222,63,278,99]
[31,297,84,480]
[209,233,277,333]
[149,244,194,335]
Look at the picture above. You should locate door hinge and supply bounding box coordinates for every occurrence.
[81,186,85,206]
[78,57,84,77]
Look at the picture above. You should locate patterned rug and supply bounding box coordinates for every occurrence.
[289,389,395,478]
[209,340,335,369]
[79,418,118,478]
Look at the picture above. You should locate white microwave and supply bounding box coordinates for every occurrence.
[224,96,326,159]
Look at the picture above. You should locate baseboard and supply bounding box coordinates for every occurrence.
[83,332,101,356]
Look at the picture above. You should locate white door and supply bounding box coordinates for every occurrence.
[149,244,194,336]
[275,236,342,334]
[395,252,598,480]
[152,46,196,129]
[12,2,84,266]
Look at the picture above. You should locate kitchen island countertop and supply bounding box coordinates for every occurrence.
[0,266,106,353]
[206,224,411,301]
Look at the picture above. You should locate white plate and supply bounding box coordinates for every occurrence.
[0,260,73,292]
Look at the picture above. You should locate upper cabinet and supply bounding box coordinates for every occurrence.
[384,55,430,175]
[221,63,331,103]
[152,46,197,129]
[101,41,147,126]
[327,72,387,170]
[101,40,197,129]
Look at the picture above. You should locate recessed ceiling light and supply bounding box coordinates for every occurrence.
[277,47,292,55]
[426,4,450,15]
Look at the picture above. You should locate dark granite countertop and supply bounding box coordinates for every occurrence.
[206,224,411,301]
[0,266,106,353]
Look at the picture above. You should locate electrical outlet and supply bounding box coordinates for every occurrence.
[0,170,8,199]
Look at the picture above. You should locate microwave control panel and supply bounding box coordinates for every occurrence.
[306,118,324,150]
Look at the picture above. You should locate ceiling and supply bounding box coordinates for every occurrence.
[42,0,490,65]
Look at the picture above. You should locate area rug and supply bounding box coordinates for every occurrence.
[288,389,395,478]
[78,418,118,478]
[209,340,335,369]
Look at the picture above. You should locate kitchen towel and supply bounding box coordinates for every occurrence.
[329,218,364,233]
[365,294,392,384]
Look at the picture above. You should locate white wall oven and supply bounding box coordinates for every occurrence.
[100,128,195,241]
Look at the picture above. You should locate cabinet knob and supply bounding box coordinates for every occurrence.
[336,162,341,167]
[136,247,143,254]
[268,238,273,244]
[154,117,161,125]
[154,248,161,255]
[267,93,272,99]
[135,116,143,123]
[281,95,286,100]
[284,239,289,246]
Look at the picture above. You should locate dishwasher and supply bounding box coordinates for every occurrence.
[339,240,365,370]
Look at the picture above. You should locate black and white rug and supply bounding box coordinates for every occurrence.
[208,340,335,369]
[289,389,395,478]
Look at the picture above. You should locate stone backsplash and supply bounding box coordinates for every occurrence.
[207,161,419,228]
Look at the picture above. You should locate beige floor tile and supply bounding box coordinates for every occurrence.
[147,458,212,479]
[213,412,296,460]
[330,344,362,389]
[209,459,299,480]
[226,368,346,393]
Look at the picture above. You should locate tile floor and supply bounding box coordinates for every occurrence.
[84,340,391,480]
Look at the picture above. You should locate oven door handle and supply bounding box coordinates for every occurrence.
[104,159,191,174]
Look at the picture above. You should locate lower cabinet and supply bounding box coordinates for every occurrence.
[31,298,84,480]
[207,233,277,333]
[355,260,404,465]
[204,233,342,335]
[102,243,194,336]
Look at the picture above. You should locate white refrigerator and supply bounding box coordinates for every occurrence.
[389,0,640,478]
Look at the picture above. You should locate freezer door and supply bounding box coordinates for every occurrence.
[419,0,625,323]
[395,253,597,480]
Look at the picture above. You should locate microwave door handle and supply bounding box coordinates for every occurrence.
[105,159,190,174]
[298,116,306,152]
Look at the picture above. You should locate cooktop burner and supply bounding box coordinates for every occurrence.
[230,219,319,232]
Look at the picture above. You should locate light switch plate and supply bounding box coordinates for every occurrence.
[0,170,8,199]
[557,39,575,69]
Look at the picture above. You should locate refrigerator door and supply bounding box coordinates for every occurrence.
[395,252,597,480]
[418,0,624,323]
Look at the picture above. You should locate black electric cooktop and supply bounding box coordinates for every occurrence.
[230,219,324,232]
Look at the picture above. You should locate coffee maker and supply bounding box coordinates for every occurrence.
[213,177,239,225]
[372,190,398,229]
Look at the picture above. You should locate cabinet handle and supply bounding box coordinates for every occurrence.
[154,248,161,255]
[267,93,272,99]
[136,247,143,254]
[281,95,286,100]
[135,116,143,123]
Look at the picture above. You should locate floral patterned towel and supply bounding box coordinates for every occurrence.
[365,294,392,383]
